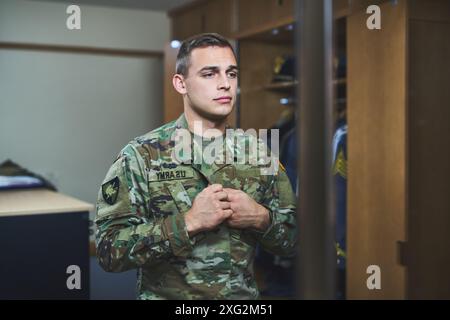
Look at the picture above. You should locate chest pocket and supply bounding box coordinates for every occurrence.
[148,165,194,218]
[147,166,198,218]
[166,181,192,214]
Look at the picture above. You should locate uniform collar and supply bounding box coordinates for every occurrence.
[174,113,233,131]
[173,113,235,173]
[174,113,189,130]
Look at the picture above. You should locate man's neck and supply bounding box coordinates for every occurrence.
[184,108,227,138]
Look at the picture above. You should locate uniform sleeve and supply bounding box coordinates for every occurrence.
[254,166,298,257]
[95,144,194,273]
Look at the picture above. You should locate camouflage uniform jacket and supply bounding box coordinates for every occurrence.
[95,113,297,299]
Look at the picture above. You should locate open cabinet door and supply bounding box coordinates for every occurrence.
[407,0,450,299]
[347,0,407,299]
[347,0,450,300]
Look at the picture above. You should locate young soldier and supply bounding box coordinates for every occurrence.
[95,33,297,299]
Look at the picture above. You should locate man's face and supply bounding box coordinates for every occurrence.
[182,46,238,121]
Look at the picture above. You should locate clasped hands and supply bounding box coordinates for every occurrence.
[184,184,270,237]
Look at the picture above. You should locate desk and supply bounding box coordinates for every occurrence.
[0,189,93,299]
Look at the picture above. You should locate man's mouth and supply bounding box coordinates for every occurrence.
[214,96,232,104]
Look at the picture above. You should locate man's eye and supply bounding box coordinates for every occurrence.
[227,72,238,79]
[202,73,214,78]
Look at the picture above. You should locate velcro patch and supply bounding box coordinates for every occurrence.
[102,176,120,205]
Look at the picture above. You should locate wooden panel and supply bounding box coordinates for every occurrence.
[349,0,390,14]
[237,0,273,33]
[237,0,294,35]
[238,40,293,130]
[408,18,450,299]
[164,43,184,123]
[347,0,407,299]
[204,0,233,37]
[234,21,295,44]
[171,0,233,40]
[409,0,450,22]
[334,0,389,18]
[171,4,205,40]
[232,17,294,44]
[272,0,295,21]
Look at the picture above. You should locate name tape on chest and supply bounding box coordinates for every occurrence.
[149,168,194,182]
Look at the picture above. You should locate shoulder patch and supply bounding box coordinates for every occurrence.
[102,176,120,205]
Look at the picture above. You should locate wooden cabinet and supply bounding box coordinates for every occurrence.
[170,0,294,40]
[404,0,450,299]
[347,1,408,299]
[204,0,234,37]
[238,37,294,131]
[346,0,450,299]
[236,0,294,35]
[171,3,205,41]
[271,0,295,21]
[167,0,450,300]
[168,0,296,129]
[170,0,233,40]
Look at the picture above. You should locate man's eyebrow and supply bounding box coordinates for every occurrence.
[198,66,219,73]
[197,65,239,73]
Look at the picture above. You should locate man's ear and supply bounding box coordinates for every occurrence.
[172,74,187,95]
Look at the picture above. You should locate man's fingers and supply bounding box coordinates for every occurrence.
[220,201,231,210]
[228,201,237,212]
[222,209,233,218]
[215,191,229,201]
[223,188,244,201]
[208,184,223,192]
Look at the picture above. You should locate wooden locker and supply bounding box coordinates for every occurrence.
[347,0,450,299]
[347,0,408,299]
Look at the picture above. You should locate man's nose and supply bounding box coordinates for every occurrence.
[217,74,231,90]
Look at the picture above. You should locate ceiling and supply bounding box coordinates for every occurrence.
[30,0,191,11]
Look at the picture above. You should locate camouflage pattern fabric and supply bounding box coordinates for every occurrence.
[95,113,297,300]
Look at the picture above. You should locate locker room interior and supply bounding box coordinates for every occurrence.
[1,0,449,300]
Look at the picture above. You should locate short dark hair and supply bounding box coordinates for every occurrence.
[175,33,236,77]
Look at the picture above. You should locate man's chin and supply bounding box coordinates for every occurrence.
[196,106,234,122]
